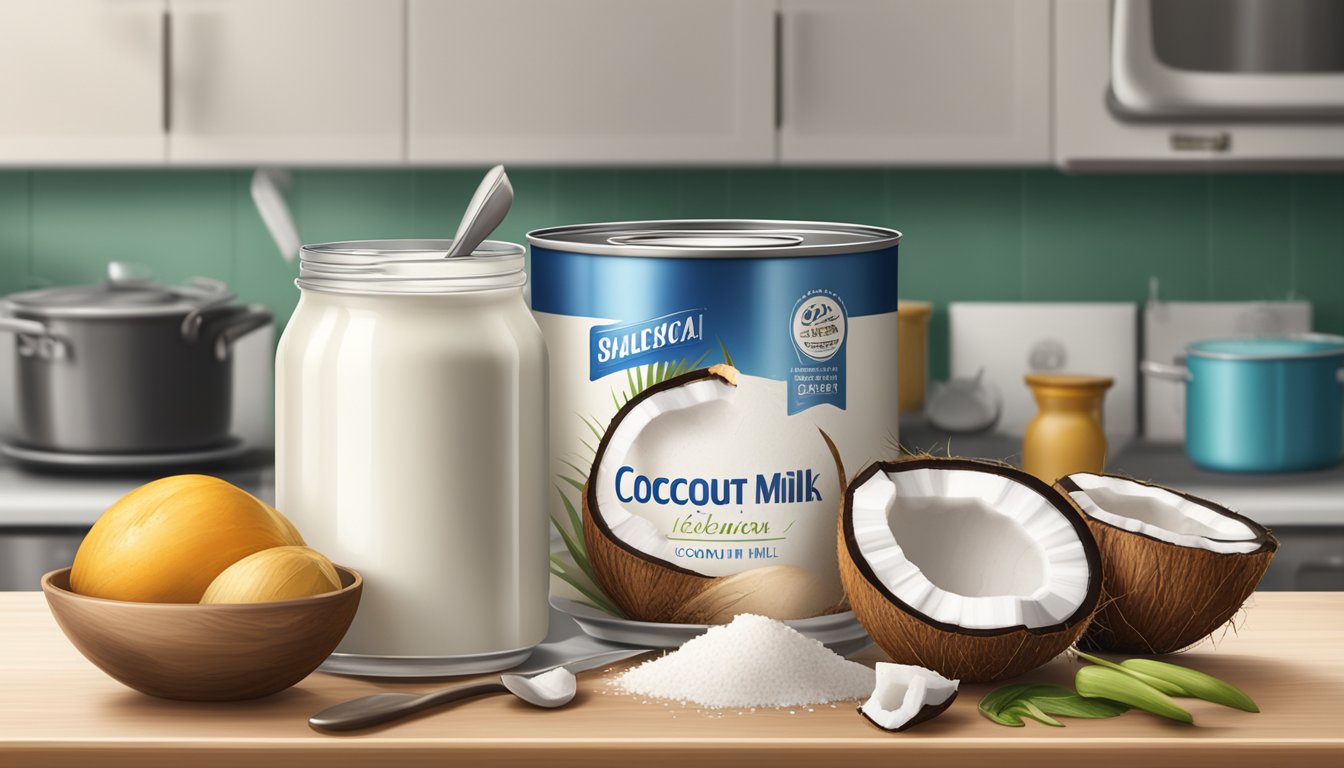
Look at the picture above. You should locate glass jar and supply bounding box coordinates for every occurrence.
[276,240,548,676]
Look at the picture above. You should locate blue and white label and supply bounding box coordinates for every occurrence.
[789,289,847,414]
[590,308,707,381]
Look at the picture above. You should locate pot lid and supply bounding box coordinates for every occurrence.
[1188,334,1344,361]
[3,263,234,319]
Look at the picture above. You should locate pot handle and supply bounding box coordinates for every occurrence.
[211,305,272,362]
[1141,360,1191,382]
[0,317,66,359]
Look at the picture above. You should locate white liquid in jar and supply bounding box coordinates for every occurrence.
[276,282,548,659]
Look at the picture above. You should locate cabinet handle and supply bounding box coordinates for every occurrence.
[162,9,172,134]
[1170,132,1230,152]
[773,10,783,130]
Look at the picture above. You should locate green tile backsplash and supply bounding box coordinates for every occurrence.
[1,168,1341,379]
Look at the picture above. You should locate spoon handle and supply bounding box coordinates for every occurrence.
[310,681,507,732]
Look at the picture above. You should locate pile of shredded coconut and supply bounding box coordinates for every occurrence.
[614,614,875,708]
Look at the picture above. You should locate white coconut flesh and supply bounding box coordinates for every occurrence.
[592,373,741,573]
[1063,472,1262,555]
[860,663,959,732]
[850,468,1092,630]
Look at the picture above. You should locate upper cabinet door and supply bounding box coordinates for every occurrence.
[0,1,167,165]
[779,0,1051,165]
[168,0,404,165]
[408,0,777,165]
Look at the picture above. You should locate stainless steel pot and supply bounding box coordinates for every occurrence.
[0,263,271,454]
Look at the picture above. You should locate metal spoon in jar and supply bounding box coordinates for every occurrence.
[443,164,514,258]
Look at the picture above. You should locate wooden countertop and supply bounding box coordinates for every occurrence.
[1,592,1341,767]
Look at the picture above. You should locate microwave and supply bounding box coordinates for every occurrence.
[1057,0,1344,170]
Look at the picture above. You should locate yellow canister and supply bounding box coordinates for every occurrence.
[1022,373,1114,483]
[897,301,932,413]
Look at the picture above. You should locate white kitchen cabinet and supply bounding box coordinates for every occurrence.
[168,0,404,165]
[779,0,1052,165]
[407,0,777,165]
[0,1,167,165]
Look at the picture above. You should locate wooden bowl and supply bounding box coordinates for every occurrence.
[41,565,362,701]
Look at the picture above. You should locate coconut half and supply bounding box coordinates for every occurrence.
[859,663,959,732]
[1057,472,1278,654]
[839,458,1102,683]
[583,364,840,622]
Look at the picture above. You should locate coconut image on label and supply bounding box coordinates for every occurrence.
[585,364,841,623]
[1057,472,1278,654]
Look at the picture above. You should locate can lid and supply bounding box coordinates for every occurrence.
[297,239,526,294]
[527,219,901,259]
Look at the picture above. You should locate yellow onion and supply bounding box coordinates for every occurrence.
[201,546,341,604]
[70,474,304,603]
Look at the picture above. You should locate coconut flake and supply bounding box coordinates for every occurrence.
[859,663,959,732]
[615,614,874,708]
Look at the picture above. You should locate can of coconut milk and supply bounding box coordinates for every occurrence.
[529,220,900,620]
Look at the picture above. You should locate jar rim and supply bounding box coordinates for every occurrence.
[297,239,527,294]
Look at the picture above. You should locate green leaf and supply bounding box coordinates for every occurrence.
[979,683,1129,728]
[554,482,584,549]
[718,338,734,367]
[1032,693,1130,719]
[558,457,591,479]
[1120,658,1259,713]
[1018,701,1064,727]
[625,367,638,399]
[978,684,1059,727]
[978,683,1038,720]
[549,560,621,617]
[1076,665,1193,724]
[549,515,594,581]
[689,347,710,371]
[558,474,586,495]
[579,413,605,442]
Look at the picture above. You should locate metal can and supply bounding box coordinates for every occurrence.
[528,220,900,614]
[276,240,549,676]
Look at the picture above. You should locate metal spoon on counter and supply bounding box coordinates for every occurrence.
[309,647,648,732]
[443,164,514,258]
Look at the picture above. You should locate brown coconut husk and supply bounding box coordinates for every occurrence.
[1056,474,1278,655]
[581,484,711,622]
[838,457,1103,683]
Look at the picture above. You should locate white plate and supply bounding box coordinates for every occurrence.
[550,596,873,657]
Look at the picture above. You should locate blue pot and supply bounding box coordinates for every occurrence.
[1143,335,1344,473]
